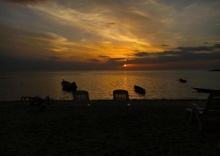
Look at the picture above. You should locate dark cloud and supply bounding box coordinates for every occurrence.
[1,44,220,71]
[0,26,219,71]
[106,58,124,63]
[0,25,122,71]
[214,44,220,49]
[98,55,110,59]
[134,51,151,57]
[177,46,213,51]
[47,56,62,60]
[0,25,63,59]
[0,53,116,71]
[90,44,220,70]
[88,59,99,63]
[4,0,51,5]
[106,23,116,28]
[161,44,170,47]
[120,44,220,67]
[176,44,220,51]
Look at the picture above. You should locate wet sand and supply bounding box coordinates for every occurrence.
[0,100,219,156]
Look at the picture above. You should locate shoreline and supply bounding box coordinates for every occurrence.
[0,98,207,103]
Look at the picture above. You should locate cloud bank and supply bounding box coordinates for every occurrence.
[0,0,220,70]
[4,0,51,5]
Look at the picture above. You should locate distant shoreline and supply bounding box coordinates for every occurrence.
[0,98,207,103]
[208,69,220,71]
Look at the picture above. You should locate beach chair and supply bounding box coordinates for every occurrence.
[186,92,220,130]
[113,89,131,106]
[22,95,53,105]
[73,90,91,106]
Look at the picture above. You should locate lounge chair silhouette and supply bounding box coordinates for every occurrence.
[73,90,91,106]
[113,89,131,106]
[186,92,220,130]
[21,95,53,105]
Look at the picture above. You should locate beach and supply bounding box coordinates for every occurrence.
[0,100,220,156]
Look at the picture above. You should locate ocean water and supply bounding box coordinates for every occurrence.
[0,70,220,101]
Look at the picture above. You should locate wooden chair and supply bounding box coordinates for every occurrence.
[73,90,91,106]
[113,89,131,106]
[186,92,220,130]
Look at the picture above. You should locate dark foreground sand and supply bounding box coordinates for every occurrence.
[0,100,219,156]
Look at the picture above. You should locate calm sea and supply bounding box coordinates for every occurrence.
[0,70,220,101]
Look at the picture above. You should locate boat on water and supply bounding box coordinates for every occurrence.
[208,69,220,72]
[134,85,146,95]
[61,79,77,91]
[192,87,220,93]
[179,78,187,83]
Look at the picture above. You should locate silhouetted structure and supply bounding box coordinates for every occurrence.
[61,79,77,91]
[113,89,131,106]
[73,90,91,106]
[186,92,220,130]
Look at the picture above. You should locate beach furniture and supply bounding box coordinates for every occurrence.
[113,89,131,106]
[218,141,220,150]
[186,92,220,130]
[21,96,53,105]
[21,96,33,102]
[29,96,54,105]
[73,90,91,106]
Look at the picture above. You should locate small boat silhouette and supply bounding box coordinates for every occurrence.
[134,85,146,95]
[192,87,220,93]
[61,79,77,91]
[179,78,187,83]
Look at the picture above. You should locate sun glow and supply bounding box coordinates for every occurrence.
[123,64,127,67]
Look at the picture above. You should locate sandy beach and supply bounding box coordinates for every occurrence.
[0,100,219,156]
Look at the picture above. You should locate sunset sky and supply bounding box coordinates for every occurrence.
[0,0,220,71]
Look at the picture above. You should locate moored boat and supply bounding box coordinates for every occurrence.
[134,85,146,95]
[179,78,187,83]
[208,69,220,72]
[61,79,77,91]
[192,87,220,93]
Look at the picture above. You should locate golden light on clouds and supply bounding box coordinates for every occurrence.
[1,0,220,70]
[31,2,162,61]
